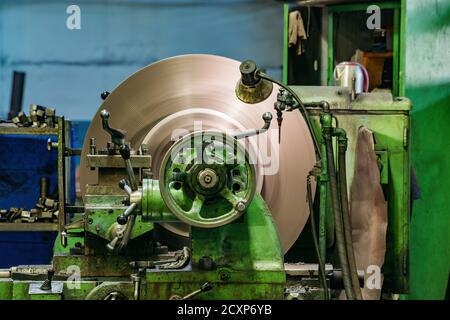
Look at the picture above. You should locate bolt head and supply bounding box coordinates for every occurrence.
[236,201,246,212]
[101,91,110,100]
[197,168,218,189]
[198,256,215,271]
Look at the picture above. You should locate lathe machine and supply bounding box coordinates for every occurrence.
[0,55,411,300]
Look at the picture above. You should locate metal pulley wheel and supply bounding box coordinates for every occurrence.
[159,131,256,228]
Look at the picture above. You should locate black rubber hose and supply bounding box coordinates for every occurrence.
[338,145,363,299]
[324,137,356,300]
[307,175,329,300]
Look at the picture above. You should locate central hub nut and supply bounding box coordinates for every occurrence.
[197,168,219,189]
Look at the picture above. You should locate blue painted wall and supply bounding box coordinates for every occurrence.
[0,0,283,121]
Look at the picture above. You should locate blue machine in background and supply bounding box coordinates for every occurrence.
[0,134,58,209]
[0,133,59,267]
[0,122,89,267]
[68,121,90,201]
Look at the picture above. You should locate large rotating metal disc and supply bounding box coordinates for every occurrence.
[79,54,316,252]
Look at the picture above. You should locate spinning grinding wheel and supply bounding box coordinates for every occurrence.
[80,54,315,252]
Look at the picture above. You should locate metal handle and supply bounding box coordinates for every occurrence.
[170,282,214,300]
[117,202,137,225]
[106,234,122,252]
[100,109,126,146]
[234,112,273,140]
[116,213,137,253]
[119,145,138,191]
[119,179,132,196]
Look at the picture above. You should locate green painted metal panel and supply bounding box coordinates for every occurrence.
[283,4,289,84]
[392,8,400,96]
[291,86,411,292]
[0,270,284,300]
[191,193,284,272]
[399,0,407,96]
[145,270,285,300]
[328,2,400,13]
[335,111,410,292]
[327,12,334,85]
[0,280,12,299]
[404,0,450,300]
[2,193,284,300]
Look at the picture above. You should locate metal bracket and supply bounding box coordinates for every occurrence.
[29,282,63,295]
[375,147,389,185]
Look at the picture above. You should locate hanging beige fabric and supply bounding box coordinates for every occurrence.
[288,10,307,55]
[350,126,388,300]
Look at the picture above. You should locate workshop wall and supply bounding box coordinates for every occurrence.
[405,0,450,299]
[0,0,283,121]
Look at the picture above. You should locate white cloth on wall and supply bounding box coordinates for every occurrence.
[288,10,307,56]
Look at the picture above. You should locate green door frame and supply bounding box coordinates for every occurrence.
[282,1,406,97]
[283,4,289,85]
[326,1,402,96]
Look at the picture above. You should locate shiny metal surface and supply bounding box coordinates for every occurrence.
[80,54,315,252]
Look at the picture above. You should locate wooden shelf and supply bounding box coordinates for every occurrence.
[0,126,58,135]
[0,223,58,231]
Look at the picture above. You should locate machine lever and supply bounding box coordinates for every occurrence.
[117,202,137,225]
[182,282,213,300]
[39,269,54,291]
[100,109,126,146]
[170,282,213,300]
[47,138,81,156]
[106,223,126,252]
[116,213,136,253]
[119,179,132,196]
[129,258,179,269]
[119,144,138,191]
[100,110,138,191]
[106,235,122,252]
[233,112,273,140]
